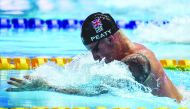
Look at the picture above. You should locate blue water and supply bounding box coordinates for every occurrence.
[1,0,190,108]
[0,30,190,59]
[0,68,190,108]
[0,54,190,108]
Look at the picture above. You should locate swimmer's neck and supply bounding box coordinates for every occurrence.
[116,31,135,60]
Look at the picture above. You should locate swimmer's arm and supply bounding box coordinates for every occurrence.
[6,77,98,96]
[122,53,183,102]
[124,53,183,102]
[48,85,108,96]
[6,77,106,96]
[6,77,108,96]
[48,86,81,94]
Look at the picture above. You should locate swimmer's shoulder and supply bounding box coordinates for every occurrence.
[134,43,146,49]
[133,43,156,60]
[133,43,166,80]
[121,52,151,83]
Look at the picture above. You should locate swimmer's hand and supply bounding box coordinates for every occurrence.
[6,75,49,92]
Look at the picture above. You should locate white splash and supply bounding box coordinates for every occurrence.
[133,16,190,43]
[29,52,151,95]
[177,86,190,107]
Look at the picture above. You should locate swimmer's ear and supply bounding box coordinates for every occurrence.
[106,36,115,44]
[104,37,112,45]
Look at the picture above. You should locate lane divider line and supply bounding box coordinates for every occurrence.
[0,57,190,71]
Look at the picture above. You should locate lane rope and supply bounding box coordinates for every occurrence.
[0,57,189,71]
[0,18,169,30]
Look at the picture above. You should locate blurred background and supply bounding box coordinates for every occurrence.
[0,0,190,58]
[1,0,190,19]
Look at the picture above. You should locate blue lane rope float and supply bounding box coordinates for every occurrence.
[0,57,189,71]
[12,18,27,29]
[0,18,169,30]
[0,18,11,29]
[46,19,62,29]
[28,18,45,29]
[62,19,79,29]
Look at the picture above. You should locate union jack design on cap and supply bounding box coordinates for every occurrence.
[81,12,119,45]
[91,18,103,33]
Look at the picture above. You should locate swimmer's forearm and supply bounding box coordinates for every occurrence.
[47,85,107,96]
[47,86,86,95]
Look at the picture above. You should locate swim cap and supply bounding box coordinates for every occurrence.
[81,12,119,45]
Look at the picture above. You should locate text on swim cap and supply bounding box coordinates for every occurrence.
[91,29,111,42]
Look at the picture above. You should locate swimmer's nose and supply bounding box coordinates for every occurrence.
[92,52,101,61]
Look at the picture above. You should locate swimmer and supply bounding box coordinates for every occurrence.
[80,12,182,102]
[7,12,182,102]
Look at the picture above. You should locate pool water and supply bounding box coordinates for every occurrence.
[1,0,190,108]
[0,29,190,59]
[1,23,190,108]
[0,54,190,108]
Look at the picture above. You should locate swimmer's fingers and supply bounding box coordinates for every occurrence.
[6,87,23,92]
[10,77,23,83]
[7,77,29,87]
[7,81,22,87]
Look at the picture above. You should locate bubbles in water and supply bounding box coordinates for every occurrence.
[177,86,190,107]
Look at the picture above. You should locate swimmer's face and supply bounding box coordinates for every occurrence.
[86,37,116,63]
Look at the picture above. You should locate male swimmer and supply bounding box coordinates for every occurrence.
[7,12,182,102]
